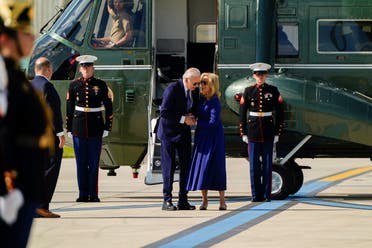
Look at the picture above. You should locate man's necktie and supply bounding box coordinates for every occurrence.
[186,90,192,111]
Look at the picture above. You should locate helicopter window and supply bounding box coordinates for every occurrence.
[27,35,79,80]
[276,23,299,58]
[52,0,93,46]
[318,20,372,53]
[91,0,147,49]
[195,24,216,43]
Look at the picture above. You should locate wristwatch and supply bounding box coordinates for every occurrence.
[109,41,118,47]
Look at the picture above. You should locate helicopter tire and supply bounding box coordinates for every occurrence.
[286,160,304,195]
[271,163,291,200]
[107,169,117,176]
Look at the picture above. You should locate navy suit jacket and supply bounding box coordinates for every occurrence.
[30,75,64,135]
[157,79,199,143]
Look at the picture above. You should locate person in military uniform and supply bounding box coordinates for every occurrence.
[0,0,55,247]
[0,49,24,228]
[66,55,113,203]
[239,62,284,202]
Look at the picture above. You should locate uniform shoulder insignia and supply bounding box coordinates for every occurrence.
[108,87,114,101]
[240,95,245,105]
[278,95,283,103]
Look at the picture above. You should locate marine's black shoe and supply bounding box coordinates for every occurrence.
[76,197,89,202]
[89,197,101,202]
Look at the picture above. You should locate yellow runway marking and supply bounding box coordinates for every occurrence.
[320,166,372,182]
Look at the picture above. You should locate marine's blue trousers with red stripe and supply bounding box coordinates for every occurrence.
[73,136,102,199]
[248,141,273,200]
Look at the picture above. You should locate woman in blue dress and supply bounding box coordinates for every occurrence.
[187,73,227,210]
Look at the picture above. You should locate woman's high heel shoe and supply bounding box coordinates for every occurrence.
[219,204,227,211]
[199,203,208,210]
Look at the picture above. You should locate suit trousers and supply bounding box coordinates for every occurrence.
[161,137,191,204]
[41,141,63,210]
[248,141,274,200]
[73,137,102,198]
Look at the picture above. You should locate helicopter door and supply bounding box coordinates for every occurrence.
[146,0,188,185]
[217,0,256,83]
[187,0,217,73]
[145,0,216,185]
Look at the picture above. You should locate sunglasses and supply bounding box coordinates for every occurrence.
[187,78,200,87]
[200,80,208,86]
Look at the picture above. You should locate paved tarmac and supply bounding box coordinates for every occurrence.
[28,157,372,248]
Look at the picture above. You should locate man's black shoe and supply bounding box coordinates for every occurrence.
[162,202,177,211]
[89,197,101,202]
[76,197,89,202]
[177,203,196,210]
[251,198,264,202]
[265,198,271,202]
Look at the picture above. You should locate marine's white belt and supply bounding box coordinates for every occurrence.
[249,111,272,117]
[75,106,104,112]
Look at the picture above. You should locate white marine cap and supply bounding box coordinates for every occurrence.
[76,55,98,64]
[249,62,271,72]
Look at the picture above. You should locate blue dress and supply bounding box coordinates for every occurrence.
[187,96,226,191]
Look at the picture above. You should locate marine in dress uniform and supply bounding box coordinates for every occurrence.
[66,55,113,202]
[239,62,284,202]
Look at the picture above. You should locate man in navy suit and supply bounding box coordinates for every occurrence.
[31,57,65,218]
[157,67,200,211]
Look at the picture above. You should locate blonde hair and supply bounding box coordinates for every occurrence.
[200,73,221,99]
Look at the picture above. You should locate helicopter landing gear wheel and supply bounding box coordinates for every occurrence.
[286,160,304,195]
[271,161,305,199]
[271,163,290,200]
[107,169,117,176]
[271,135,311,199]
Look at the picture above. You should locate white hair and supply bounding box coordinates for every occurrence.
[182,67,201,79]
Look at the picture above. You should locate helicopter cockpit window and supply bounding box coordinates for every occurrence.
[52,0,93,46]
[277,23,299,57]
[91,0,147,48]
[318,20,372,53]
